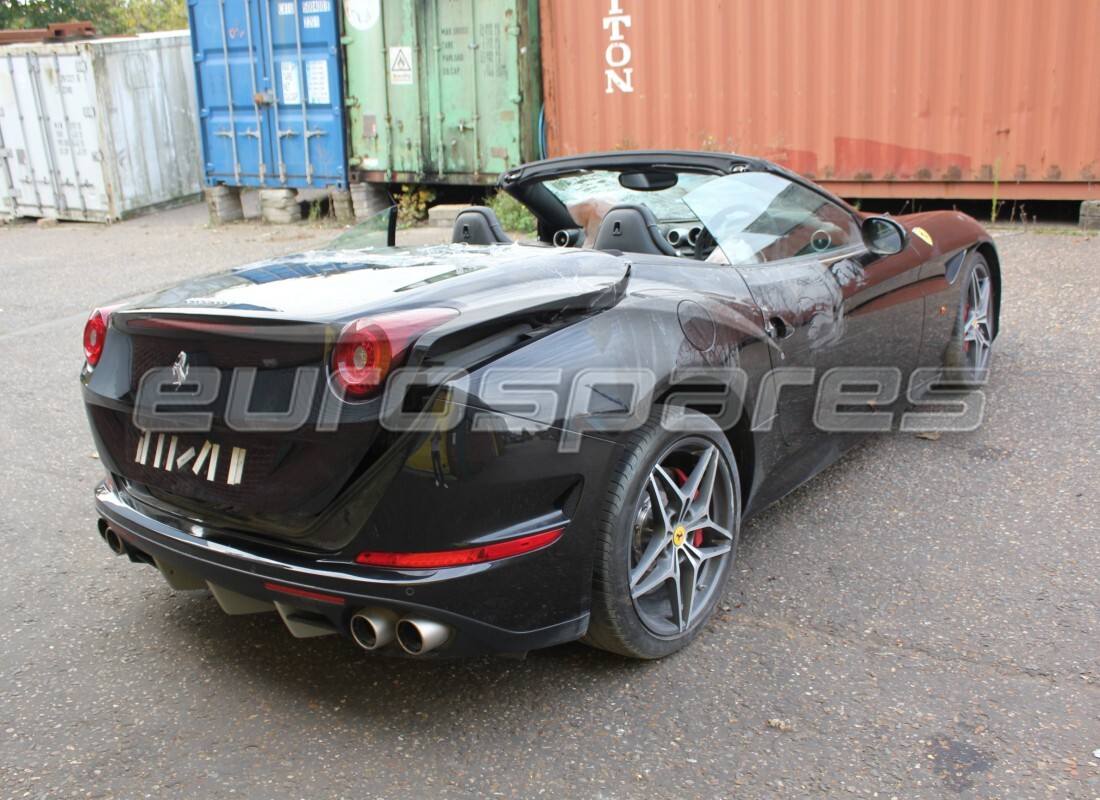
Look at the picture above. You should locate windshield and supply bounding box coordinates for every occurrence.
[683,173,860,265]
[326,205,397,251]
[544,170,717,223]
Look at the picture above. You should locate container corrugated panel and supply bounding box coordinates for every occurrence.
[0,32,202,221]
[343,0,541,185]
[189,0,347,189]
[540,0,1100,200]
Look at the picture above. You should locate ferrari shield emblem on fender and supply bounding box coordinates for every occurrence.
[171,351,190,387]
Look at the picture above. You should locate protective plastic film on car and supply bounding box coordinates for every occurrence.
[683,173,860,265]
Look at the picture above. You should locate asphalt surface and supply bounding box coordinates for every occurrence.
[1,205,1097,799]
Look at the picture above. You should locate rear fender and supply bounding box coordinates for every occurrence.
[452,296,770,441]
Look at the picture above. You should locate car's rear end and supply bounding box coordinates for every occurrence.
[81,248,628,656]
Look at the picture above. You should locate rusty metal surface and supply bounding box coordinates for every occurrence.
[539,0,1100,199]
[0,22,97,45]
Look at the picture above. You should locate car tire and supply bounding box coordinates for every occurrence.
[942,252,995,388]
[584,407,741,659]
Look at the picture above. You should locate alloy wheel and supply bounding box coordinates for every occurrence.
[963,262,993,373]
[628,439,736,637]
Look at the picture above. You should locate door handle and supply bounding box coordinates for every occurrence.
[766,316,794,340]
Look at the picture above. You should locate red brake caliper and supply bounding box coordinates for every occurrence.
[672,467,705,547]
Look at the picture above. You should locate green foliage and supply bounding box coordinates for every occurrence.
[0,0,187,35]
[112,0,188,33]
[395,184,435,227]
[486,190,537,235]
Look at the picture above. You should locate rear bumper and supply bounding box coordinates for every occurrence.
[95,481,590,657]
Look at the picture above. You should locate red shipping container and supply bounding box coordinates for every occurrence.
[539,0,1100,200]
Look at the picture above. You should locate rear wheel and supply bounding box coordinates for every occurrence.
[585,408,740,659]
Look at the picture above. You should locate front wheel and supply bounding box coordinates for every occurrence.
[584,408,741,659]
[944,253,995,387]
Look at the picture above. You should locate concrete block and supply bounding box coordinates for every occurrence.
[427,203,468,228]
[330,189,355,224]
[260,189,301,223]
[350,182,392,220]
[1081,200,1100,231]
[205,185,244,225]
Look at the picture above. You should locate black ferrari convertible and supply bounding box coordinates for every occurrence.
[81,151,999,659]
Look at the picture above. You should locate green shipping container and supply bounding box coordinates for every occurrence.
[342,0,541,185]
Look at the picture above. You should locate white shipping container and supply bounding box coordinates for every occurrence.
[0,31,201,222]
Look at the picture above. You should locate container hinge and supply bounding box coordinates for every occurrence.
[345,96,358,107]
[0,148,10,158]
[240,128,260,139]
[305,128,326,139]
[214,129,233,138]
[278,128,299,139]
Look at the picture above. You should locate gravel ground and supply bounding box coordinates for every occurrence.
[0,205,1097,799]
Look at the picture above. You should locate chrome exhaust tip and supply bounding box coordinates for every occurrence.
[103,525,126,556]
[349,608,398,651]
[395,616,452,655]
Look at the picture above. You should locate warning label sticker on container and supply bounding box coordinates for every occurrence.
[389,46,413,85]
[344,0,379,30]
[281,61,301,105]
[307,60,330,105]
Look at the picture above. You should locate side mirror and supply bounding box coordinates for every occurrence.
[861,217,908,255]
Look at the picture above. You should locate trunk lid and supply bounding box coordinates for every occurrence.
[84,244,629,546]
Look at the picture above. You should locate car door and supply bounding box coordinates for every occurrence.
[687,172,924,448]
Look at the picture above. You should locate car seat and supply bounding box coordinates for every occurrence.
[451,206,514,245]
[592,204,678,256]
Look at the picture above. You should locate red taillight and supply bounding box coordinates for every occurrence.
[333,319,391,397]
[331,307,457,399]
[83,307,113,366]
[355,527,565,569]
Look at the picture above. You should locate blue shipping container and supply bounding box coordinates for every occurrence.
[188,0,347,188]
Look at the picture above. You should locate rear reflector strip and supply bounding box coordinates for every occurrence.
[262,582,346,605]
[355,527,565,570]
